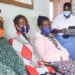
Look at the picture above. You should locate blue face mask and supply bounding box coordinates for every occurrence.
[64,11,71,18]
[41,27,51,36]
[20,25,30,33]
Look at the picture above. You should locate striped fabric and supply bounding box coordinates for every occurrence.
[9,32,56,75]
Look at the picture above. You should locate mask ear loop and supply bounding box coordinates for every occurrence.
[26,24,30,33]
[40,25,44,35]
[15,25,22,33]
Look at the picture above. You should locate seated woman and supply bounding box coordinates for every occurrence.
[0,16,27,75]
[33,16,69,63]
[33,16,75,74]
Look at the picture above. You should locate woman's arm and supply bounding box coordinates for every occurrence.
[34,38,46,61]
[51,29,66,34]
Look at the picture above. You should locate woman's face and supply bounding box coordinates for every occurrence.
[42,20,51,28]
[17,18,27,28]
[40,20,51,36]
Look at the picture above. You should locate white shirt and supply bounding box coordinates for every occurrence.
[52,14,75,30]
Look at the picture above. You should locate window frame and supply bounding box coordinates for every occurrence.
[0,0,33,9]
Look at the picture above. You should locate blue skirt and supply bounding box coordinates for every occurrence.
[55,35,75,60]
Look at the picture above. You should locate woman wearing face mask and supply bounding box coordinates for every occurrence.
[33,16,69,63]
[0,16,27,75]
[14,15,30,39]
[52,2,75,60]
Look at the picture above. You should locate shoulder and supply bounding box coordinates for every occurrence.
[33,32,46,43]
[53,14,63,20]
[0,37,9,45]
[33,31,43,39]
[52,14,63,28]
[52,14,63,25]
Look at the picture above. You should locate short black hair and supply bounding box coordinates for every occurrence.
[13,15,28,25]
[63,2,71,10]
[37,16,50,27]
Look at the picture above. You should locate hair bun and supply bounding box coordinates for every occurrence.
[37,15,49,27]
[37,16,43,27]
[38,16,43,20]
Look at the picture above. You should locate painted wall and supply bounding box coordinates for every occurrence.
[0,0,50,39]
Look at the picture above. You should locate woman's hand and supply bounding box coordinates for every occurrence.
[37,60,44,67]
[60,28,66,33]
[38,61,50,66]
[42,61,52,66]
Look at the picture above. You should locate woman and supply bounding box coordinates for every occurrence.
[33,16,69,63]
[0,16,27,75]
[13,15,30,39]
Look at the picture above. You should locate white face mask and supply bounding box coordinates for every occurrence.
[64,11,71,17]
